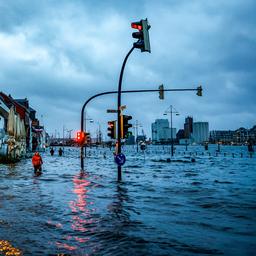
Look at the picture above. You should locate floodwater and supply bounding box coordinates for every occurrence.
[0,145,256,255]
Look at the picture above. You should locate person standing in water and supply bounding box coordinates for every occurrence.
[32,152,43,174]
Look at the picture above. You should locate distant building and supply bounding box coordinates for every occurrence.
[126,134,135,145]
[192,122,209,144]
[176,129,185,140]
[210,130,235,144]
[184,116,193,138]
[209,127,256,144]
[151,119,176,144]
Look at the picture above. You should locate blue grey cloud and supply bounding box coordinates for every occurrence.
[0,0,255,137]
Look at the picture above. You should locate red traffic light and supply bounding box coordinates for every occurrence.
[131,19,151,53]
[76,131,85,144]
[131,22,142,30]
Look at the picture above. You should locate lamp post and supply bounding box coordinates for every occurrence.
[134,120,142,152]
[164,105,179,157]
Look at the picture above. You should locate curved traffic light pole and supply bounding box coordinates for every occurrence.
[80,87,201,172]
[117,46,135,181]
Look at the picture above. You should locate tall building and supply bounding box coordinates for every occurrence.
[192,122,209,144]
[184,116,193,138]
[151,119,176,144]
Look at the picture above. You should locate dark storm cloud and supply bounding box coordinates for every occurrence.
[0,0,255,136]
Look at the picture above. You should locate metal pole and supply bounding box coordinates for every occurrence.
[80,87,198,170]
[117,46,135,181]
[170,105,174,157]
[136,120,139,153]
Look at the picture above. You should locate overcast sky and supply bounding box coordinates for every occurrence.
[0,0,255,138]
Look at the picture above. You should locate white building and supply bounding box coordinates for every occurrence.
[152,119,176,144]
[192,122,209,144]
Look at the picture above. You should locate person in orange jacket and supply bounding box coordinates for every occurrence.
[32,152,43,174]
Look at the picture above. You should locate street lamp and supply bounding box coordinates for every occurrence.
[134,120,142,152]
[163,105,179,157]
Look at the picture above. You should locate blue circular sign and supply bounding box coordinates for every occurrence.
[114,153,126,166]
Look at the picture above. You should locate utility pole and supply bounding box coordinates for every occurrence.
[164,105,179,157]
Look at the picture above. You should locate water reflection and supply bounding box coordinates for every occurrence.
[56,171,92,252]
[107,183,130,222]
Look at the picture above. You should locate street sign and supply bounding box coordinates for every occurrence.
[114,153,126,166]
[107,109,118,113]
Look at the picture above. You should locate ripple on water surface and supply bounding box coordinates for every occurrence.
[0,145,256,255]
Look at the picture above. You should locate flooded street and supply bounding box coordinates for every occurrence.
[0,145,256,255]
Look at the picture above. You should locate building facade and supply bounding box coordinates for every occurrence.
[209,126,256,144]
[152,119,176,144]
[184,116,193,138]
[192,122,209,144]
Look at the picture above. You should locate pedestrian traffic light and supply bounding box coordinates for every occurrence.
[107,121,116,139]
[121,115,132,139]
[197,85,203,96]
[76,131,85,145]
[159,84,164,99]
[131,18,151,52]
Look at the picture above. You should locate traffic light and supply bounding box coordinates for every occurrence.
[76,131,85,145]
[159,84,164,99]
[197,85,203,96]
[131,19,151,52]
[121,115,132,139]
[85,132,91,144]
[107,121,116,139]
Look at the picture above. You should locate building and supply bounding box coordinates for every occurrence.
[0,91,46,162]
[209,130,235,144]
[151,119,176,144]
[209,126,256,144]
[192,122,209,144]
[184,116,193,139]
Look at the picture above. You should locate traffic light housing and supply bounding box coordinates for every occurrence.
[159,84,164,99]
[76,131,86,145]
[121,115,132,139]
[85,132,91,144]
[197,85,203,96]
[131,19,151,52]
[107,121,116,139]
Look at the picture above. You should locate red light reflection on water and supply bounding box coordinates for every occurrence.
[56,172,94,252]
[56,242,77,251]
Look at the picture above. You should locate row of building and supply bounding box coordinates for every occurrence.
[151,116,209,144]
[209,127,256,144]
[0,92,47,162]
[151,116,256,145]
